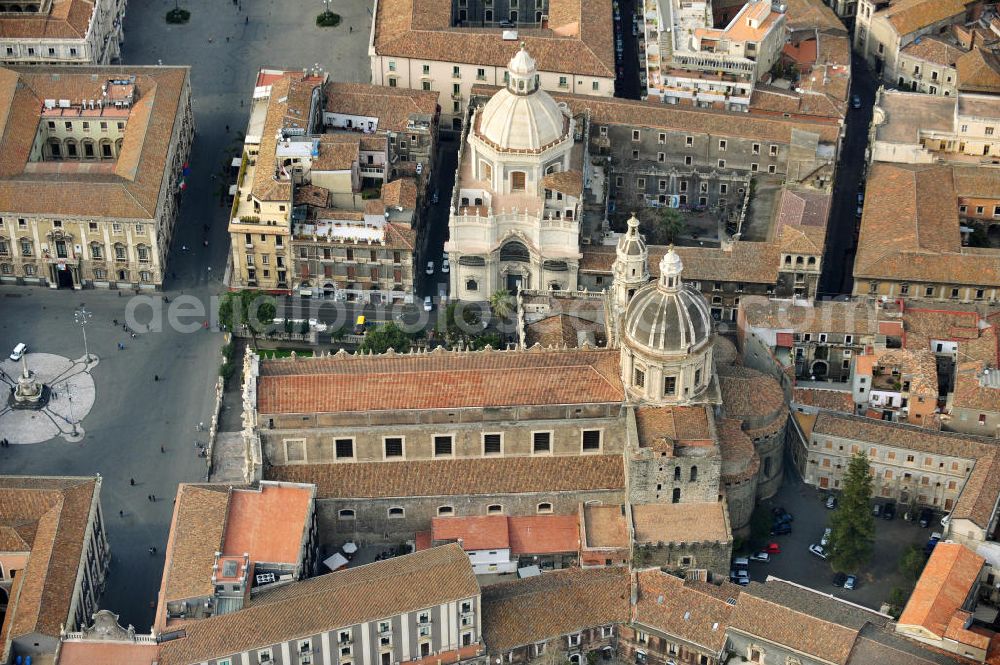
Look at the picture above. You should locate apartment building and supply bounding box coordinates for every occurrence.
[947,361,1000,436]
[368,0,614,131]
[156,544,486,665]
[852,162,1000,303]
[854,0,976,85]
[739,298,891,384]
[155,482,320,630]
[0,66,193,289]
[851,348,940,426]
[0,0,125,65]
[480,567,629,665]
[228,69,435,300]
[789,410,1000,528]
[894,36,964,95]
[0,476,109,665]
[641,0,787,110]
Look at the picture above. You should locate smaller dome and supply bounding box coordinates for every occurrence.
[622,247,713,355]
[617,214,647,257]
[509,46,537,78]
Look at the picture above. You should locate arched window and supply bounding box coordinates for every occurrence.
[807,256,816,266]
[437,505,455,516]
[82,139,95,159]
[114,138,124,157]
[672,488,681,503]
[487,504,503,515]
[480,161,492,182]
[89,242,103,260]
[545,162,561,174]
[388,507,405,518]
[338,509,356,520]
[510,171,526,191]
[64,138,78,159]
[137,245,150,263]
[499,240,530,263]
[466,279,478,292]
[48,138,62,159]
[690,466,698,482]
[784,255,792,265]
[536,502,553,514]
[673,466,681,481]
[100,139,113,159]
[113,243,127,262]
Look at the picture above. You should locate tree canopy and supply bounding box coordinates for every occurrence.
[829,452,876,573]
[359,322,412,354]
[640,207,686,244]
[218,290,277,347]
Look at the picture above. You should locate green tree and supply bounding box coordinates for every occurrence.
[829,452,876,572]
[470,332,503,350]
[218,290,277,349]
[898,544,927,584]
[489,289,515,320]
[359,322,411,354]
[640,207,686,244]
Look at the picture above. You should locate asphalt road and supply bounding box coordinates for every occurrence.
[751,467,933,611]
[817,53,878,298]
[0,0,373,630]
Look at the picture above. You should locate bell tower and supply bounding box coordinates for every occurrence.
[611,214,649,315]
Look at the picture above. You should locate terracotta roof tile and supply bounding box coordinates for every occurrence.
[951,361,1000,412]
[158,485,230,605]
[311,134,359,171]
[582,504,629,549]
[957,48,1000,94]
[481,567,630,653]
[432,515,510,550]
[325,82,438,132]
[57,641,159,665]
[848,624,978,665]
[632,503,731,544]
[541,169,583,197]
[524,313,606,349]
[900,36,964,67]
[256,349,624,414]
[635,570,740,653]
[294,183,330,207]
[899,543,985,639]
[868,347,939,398]
[718,365,786,423]
[373,0,614,77]
[882,0,967,37]
[634,405,713,450]
[381,177,418,210]
[902,306,999,367]
[742,299,883,335]
[854,163,1000,287]
[792,387,855,413]
[0,476,98,647]
[952,450,1000,528]
[158,545,479,665]
[580,243,781,284]
[718,417,759,478]
[0,0,94,39]
[0,66,189,219]
[266,455,625,500]
[508,515,580,554]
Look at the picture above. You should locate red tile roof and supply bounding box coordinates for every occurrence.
[508,515,580,554]
[899,543,985,641]
[433,515,510,550]
[256,348,624,414]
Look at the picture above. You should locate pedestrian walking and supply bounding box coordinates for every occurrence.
[119,509,124,517]
[245,15,249,24]
[113,318,118,326]
[154,374,159,382]
[149,547,155,555]
[130,478,135,486]
[160,445,165,453]
[151,494,156,502]
[350,25,353,32]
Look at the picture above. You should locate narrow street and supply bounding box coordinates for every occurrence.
[817,53,878,298]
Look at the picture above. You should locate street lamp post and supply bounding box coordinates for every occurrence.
[66,384,79,437]
[74,307,93,362]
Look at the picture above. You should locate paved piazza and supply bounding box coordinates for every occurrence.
[0,0,373,630]
[0,353,97,443]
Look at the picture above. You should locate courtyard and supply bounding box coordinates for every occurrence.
[0,0,373,631]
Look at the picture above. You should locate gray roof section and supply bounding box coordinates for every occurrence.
[848,624,977,665]
[748,578,891,631]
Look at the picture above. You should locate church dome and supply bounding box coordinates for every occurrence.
[617,214,647,258]
[623,247,712,355]
[475,45,568,152]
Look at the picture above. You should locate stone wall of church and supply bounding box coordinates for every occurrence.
[753,426,787,500]
[633,540,732,577]
[627,450,722,505]
[722,471,759,535]
[315,490,624,548]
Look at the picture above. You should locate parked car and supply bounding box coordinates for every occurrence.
[425,261,434,275]
[432,190,440,205]
[442,259,450,273]
[353,316,367,335]
[821,528,832,547]
[809,544,828,559]
[9,342,26,361]
[750,552,770,562]
[855,204,864,218]
[919,508,933,528]
[832,572,847,587]
[883,502,896,520]
[415,162,424,175]
[773,507,794,522]
[732,557,749,571]
[857,192,864,204]
[771,523,792,536]
[423,295,433,312]
[729,570,750,586]
[825,495,837,509]
[844,574,857,590]
[851,94,861,109]
[762,542,781,554]
[925,533,942,555]
[872,503,882,517]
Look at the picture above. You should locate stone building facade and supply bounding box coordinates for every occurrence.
[0,66,193,289]
[0,0,125,65]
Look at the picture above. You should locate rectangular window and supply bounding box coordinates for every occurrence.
[335,438,354,459]
[752,143,760,154]
[718,139,727,151]
[483,433,502,455]
[658,132,666,144]
[632,129,640,141]
[434,435,453,457]
[685,136,693,146]
[582,430,601,452]
[384,437,404,458]
[664,376,676,395]
[532,431,551,454]
[634,368,645,387]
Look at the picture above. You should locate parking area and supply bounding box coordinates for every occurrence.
[743,467,934,611]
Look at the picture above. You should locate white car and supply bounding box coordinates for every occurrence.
[809,544,828,559]
[423,295,433,312]
[821,528,832,547]
[425,261,434,275]
[9,342,26,361]
[749,552,770,563]
[442,259,450,273]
